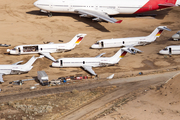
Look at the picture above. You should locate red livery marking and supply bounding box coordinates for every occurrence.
[115,20,123,23]
[120,51,127,58]
[156,30,164,36]
[134,0,177,14]
[75,37,83,44]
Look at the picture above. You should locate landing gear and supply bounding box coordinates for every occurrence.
[48,13,52,17]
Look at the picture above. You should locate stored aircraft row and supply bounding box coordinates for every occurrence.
[33,0,180,23]
[1,26,172,82]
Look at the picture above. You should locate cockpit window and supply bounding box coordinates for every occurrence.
[163,48,168,51]
[12,48,17,50]
[94,42,99,45]
[54,60,59,63]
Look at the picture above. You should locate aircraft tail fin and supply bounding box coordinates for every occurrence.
[147,26,171,42]
[67,34,87,48]
[22,55,43,69]
[110,47,141,63]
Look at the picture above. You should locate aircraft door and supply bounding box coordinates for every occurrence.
[169,47,172,55]
[60,60,63,66]
[101,41,104,48]
[18,47,21,54]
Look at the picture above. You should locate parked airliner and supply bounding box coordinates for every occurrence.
[7,34,86,61]
[33,0,180,23]
[91,26,171,49]
[0,56,43,83]
[159,45,180,55]
[52,47,142,76]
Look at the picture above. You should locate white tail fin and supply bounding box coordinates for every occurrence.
[67,34,87,48]
[23,56,40,68]
[147,26,171,42]
[110,47,141,63]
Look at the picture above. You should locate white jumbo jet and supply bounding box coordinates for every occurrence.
[0,56,43,83]
[7,34,86,61]
[33,0,180,23]
[91,26,171,49]
[159,45,180,55]
[52,47,141,76]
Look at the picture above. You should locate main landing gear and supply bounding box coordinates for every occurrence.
[48,13,52,17]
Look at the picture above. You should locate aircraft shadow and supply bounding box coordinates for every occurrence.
[112,8,173,19]
[26,11,110,32]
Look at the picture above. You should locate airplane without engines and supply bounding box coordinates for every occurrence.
[0,56,43,83]
[91,26,171,49]
[159,45,180,55]
[7,34,86,61]
[52,47,142,76]
[33,0,180,23]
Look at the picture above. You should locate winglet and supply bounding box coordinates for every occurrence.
[115,20,123,23]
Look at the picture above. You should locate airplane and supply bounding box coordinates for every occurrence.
[33,0,180,23]
[91,26,171,49]
[0,56,43,83]
[159,45,180,55]
[51,46,142,76]
[7,34,86,61]
[172,31,180,40]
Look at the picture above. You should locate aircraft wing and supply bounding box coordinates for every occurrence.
[82,66,97,76]
[0,74,4,83]
[40,52,56,61]
[75,9,122,23]
[122,46,142,53]
[12,61,23,65]
[96,53,106,58]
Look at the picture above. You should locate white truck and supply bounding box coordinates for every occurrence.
[37,71,49,86]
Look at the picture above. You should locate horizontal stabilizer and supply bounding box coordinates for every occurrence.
[158,3,175,7]
[159,26,171,31]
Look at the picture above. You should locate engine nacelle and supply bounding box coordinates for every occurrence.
[40,9,48,13]
[92,17,102,22]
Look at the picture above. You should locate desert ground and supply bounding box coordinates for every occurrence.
[1,0,180,119]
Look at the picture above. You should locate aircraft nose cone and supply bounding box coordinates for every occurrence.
[91,44,99,49]
[159,50,166,54]
[52,62,59,67]
[34,1,38,7]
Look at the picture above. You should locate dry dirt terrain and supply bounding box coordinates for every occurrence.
[98,73,180,120]
[1,0,180,119]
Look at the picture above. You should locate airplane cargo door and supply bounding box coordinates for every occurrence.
[101,41,104,48]
[60,60,63,66]
[169,48,172,55]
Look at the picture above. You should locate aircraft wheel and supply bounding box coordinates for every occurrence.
[48,13,52,17]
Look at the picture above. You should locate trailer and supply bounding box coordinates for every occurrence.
[37,71,49,86]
